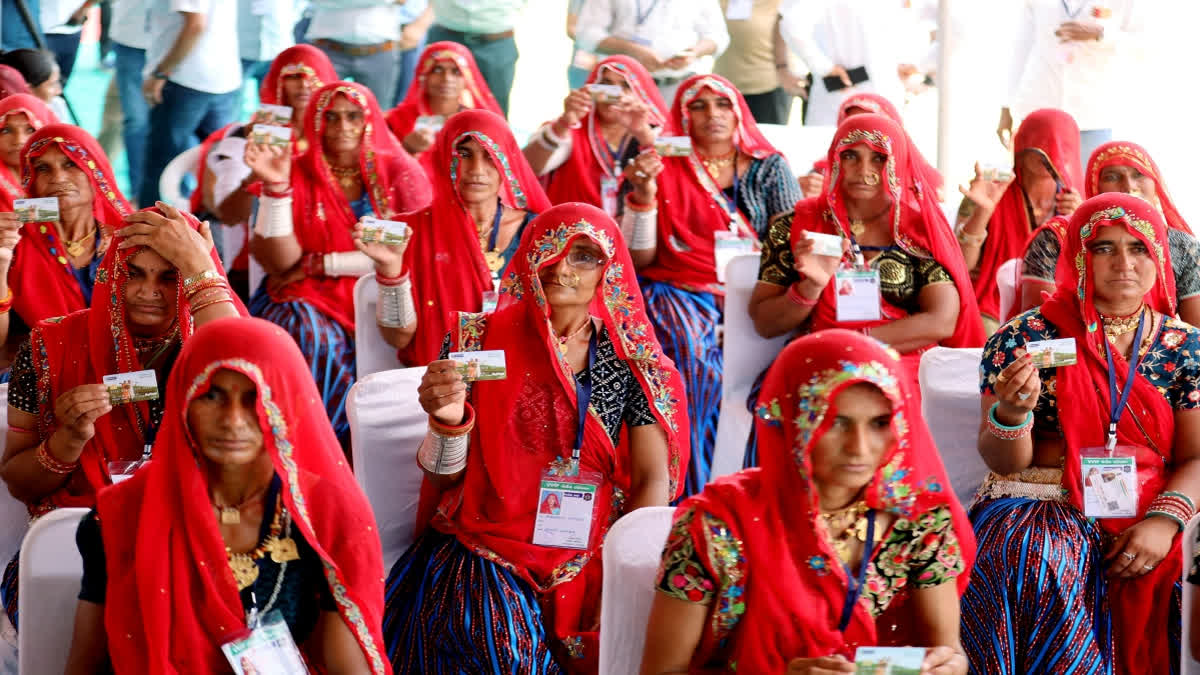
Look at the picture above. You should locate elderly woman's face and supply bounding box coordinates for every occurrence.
[1018,151,1058,225]
[538,238,608,309]
[30,145,93,212]
[685,88,736,145]
[1087,224,1157,309]
[838,143,887,202]
[810,383,894,495]
[1098,164,1158,204]
[188,369,266,468]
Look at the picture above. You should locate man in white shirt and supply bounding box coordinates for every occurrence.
[39,0,91,83]
[110,0,151,200]
[139,0,241,207]
[307,0,404,109]
[575,0,730,104]
[239,0,295,91]
[999,0,1145,167]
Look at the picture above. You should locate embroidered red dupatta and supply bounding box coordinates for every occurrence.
[543,55,667,211]
[268,81,430,333]
[0,94,53,211]
[385,42,502,180]
[10,124,130,329]
[639,74,781,293]
[431,203,688,670]
[27,207,245,515]
[1039,193,1180,675]
[1086,141,1191,234]
[974,108,1081,321]
[397,109,551,366]
[679,330,974,671]
[96,317,388,674]
[0,66,30,100]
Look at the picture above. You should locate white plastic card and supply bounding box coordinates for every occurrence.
[805,231,844,258]
[221,610,307,674]
[1080,448,1138,518]
[834,269,882,322]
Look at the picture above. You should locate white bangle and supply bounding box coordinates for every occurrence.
[622,207,658,250]
[253,196,293,238]
[543,122,568,146]
[323,251,375,277]
[417,429,469,474]
[377,276,416,328]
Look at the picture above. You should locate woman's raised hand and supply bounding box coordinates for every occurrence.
[958,162,1013,212]
[244,138,291,187]
[992,352,1041,422]
[624,149,663,204]
[117,202,216,278]
[921,646,968,675]
[418,359,467,427]
[351,217,408,278]
[560,88,593,129]
[0,212,21,270]
[52,384,112,451]
[792,231,848,291]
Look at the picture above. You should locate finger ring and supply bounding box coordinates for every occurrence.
[1017,392,1031,401]
[635,170,647,178]
[996,374,1008,383]
[1143,564,1155,570]
[1122,552,1136,560]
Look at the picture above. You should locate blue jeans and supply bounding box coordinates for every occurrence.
[113,43,149,203]
[1079,128,1113,172]
[139,81,237,207]
[393,39,425,106]
[45,32,82,83]
[318,43,401,111]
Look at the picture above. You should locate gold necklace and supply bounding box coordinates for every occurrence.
[698,148,736,180]
[1100,305,1145,339]
[61,227,98,258]
[328,163,361,190]
[848,203,893,238]
[554,318,592,356]
[477,211,506,273]
[820,501,873,564]
[225,494,302,591]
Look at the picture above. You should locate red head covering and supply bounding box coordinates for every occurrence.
[973,108,1081,321]
[432,203,689,667]
[640,74,781,292]
[258,44,337,107]
[792,113,984,372]
[97,317,388,674]
[385,42,503,178]
[0,65,31,100]
[677,330,974,670]
[1086,141,1191,234]
[835,93,943,197]
[25,207,246,515]
[544,55,668,211]
[1039,193,1179,675]
[398,108,552,365]
[0,94,55,209]
[10,124,132,328]
[270,81,430,333]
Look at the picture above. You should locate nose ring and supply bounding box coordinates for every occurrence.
[560,272,580,289]
[863,173,880,186]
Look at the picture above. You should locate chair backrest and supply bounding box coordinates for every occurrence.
[711,253,788,480]
[18,507,88,675]
[598,506,675,675]
[756,123,837,177]
[248,256,266,299]
[997,257,1022,324]
[0,384,27,569]
[1183,514,1200,673]
[918,347,990,505]
[347,367,428,569]
[353,274,404,380]
[157,144,203,212]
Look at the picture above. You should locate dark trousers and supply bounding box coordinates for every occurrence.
[426,24,517,116]
[45,31,82,83]
[139,81,236,207]
[742,87,792,126]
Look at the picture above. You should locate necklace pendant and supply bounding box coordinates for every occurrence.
[228,555,259,590]
[266,536,300,564]
[219,507,241,525]
[850,220,867,237]
[483,250,505,272]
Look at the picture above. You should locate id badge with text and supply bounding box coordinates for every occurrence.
[834,269,882,322]
[481,290,499,314]
[714,231,755,283]
[600,176,619,216]
[531,471,601,550]
[221,610,307,674]
[1080,447,1138,518]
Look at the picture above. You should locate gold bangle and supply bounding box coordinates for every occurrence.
[36,441,78,475]
[956,227,987,247]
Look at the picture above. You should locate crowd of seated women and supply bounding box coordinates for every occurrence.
[0,40,1190,675]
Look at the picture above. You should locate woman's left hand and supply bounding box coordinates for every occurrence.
[1105,516,1180,578]
[921,646,967,675]
[1055,188,1082,217]
[116,202,216,278]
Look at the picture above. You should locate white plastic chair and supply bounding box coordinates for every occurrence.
[353,274,404,380]
[17,507,88,675]
[347,367,428,569]
[599,506,674,675]
[918,347,990,505]
[1183,514,1200,673]
[757,123,837,177]
[0,384,26,569]
[157,144,203,213]
[997,257,1022,324]
[711,254,788,480]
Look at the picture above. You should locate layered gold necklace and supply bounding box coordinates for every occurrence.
[61,226,98,258]
[328,163,361,190]
[821,501,874,564]
[698,148,736,180]
[1100,304,1145,339]
[225,494,302,591]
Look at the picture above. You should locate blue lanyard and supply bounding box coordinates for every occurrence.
[1061,0,1087,19]
[837,510,876,633]
[722,169,740,225]
[635,0,661,26]
[1103,310,1147,450]
[487,197,502,252]
[572,325,599,465]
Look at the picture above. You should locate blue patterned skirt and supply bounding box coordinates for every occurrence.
[641,281,721,496]
[383,530,562,674]
[249,288,355,441]
[961,497,1180,675]
[1,551,16,630]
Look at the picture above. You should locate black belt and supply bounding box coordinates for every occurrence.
[653,72,693,87]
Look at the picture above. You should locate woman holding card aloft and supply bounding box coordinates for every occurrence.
[357,109,551,367]
[0,203,243,629]
[245,81,430,444]
[382,203,688,673]
[0,94,55,214]
[524,55,666,215]
[625,73,799,496]
[641,330,973,674]
[386,42,502,181]
[962,193,1200,674]
[62,317,387,674]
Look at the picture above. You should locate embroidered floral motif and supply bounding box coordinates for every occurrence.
[658,509,716,603]
[808,554,831,576]
[861,506,962,616]
[456,312,488,352]
[701,513,746,639]
[562,636,585,660]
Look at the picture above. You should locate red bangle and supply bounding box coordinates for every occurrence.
[429,403,475,437]
[786,282,819,307]
[376,271,409,287]
[301,252,325,278]
[263,184,292,198]
[0,288,13,315]
[36,441,78,475]
[625,193,656,213]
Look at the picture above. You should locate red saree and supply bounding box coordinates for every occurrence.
[0,66,30,100]
[97,317,388,674]
[0,94,53,211]
[543,55,667,211]
[385,42,502,179]
[1086,140,1191,234]
[678,329,974,671]
[267,81,431,333]
[640,74,781,293]
[1039,193,1181,675]
[817,93,943,198]
[26,207,244,516]
[10,124,130,329]
[974,108,1081,321]
[397,108,551,366]
[793,113,984,387]
[431,202,688,671]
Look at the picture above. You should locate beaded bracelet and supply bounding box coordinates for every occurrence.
[36,441,78,475]
[985,401,1033,440]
